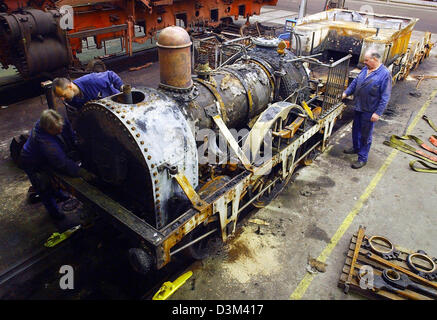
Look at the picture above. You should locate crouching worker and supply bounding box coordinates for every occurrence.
[20,110,95,220]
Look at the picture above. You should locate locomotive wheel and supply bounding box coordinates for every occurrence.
[252,171,293,208]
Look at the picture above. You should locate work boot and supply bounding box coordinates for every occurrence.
[343,147,357,154]
[351,160,367,169]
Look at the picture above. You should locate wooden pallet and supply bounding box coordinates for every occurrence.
[338,231,437,300]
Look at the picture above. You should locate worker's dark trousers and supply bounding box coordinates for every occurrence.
[352,111,375,163]
[21,164,65,218]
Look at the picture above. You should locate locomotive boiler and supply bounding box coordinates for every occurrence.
[57,26,350,273]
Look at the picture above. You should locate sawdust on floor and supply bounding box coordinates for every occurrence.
[221,225,282,284]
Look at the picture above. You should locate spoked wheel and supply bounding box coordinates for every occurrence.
[247,106,305,208]
[252,105,305,166]
[251,172,293,208]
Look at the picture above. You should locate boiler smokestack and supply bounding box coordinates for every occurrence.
[157,26,193,90]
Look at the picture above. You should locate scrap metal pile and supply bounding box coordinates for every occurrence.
[339,226,437,300]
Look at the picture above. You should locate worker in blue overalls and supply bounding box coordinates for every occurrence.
[20,110,95,220]
[342,50,392,169]
[52,70,124,126]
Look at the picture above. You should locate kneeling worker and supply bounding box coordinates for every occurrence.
[20,110,94,220]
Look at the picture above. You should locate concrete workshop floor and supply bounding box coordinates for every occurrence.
[0,6,436,300]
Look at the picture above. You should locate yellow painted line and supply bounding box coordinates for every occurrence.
[290,88,437,300]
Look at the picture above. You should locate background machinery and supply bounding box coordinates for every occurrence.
[0,0,277,78]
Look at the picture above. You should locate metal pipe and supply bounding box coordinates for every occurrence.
[298,0,308,20]
[122,84,133,104]
[170,229,217,256]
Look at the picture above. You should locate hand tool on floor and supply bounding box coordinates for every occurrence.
[366,252,437,291]
[44,225,81,248]
[344,225,365,293]
[152,271,193,300]
[382,269,437,299]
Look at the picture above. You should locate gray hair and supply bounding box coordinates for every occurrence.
[40,109,64,133]
[365,50,381,60]
[52,77,71,91]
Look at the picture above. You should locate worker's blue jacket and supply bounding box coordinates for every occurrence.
[68,71,123,110]
[344,65,392,116]
[20,119,80,176]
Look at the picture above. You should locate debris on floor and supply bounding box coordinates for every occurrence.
[248,218,270,226]
[338,226,437,300]
[307,256,328,274]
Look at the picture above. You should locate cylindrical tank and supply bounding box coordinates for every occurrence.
[157,26,193,89]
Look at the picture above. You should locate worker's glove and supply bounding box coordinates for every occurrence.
[78,168,97,182]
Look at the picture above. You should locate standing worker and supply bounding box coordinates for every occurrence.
[342,50,392,169]
[20,110,94,220]
[52,70,124,126]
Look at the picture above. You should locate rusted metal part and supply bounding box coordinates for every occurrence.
[174,172,209,212]
[157,26,193,89]
[406,252,437,281]
[363,235,401,260]
[366,251,437,291]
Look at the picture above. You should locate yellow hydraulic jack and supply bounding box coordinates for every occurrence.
[152,271,193,300]
[44,225,81,248]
